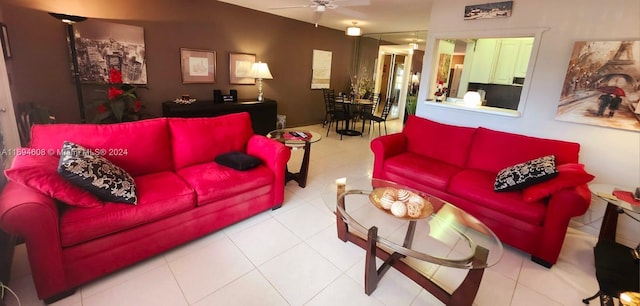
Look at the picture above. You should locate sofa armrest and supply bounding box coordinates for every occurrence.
[0,182,67,299]
[534,184,591,264]
[370,133,407,179]
[246,135,291,205]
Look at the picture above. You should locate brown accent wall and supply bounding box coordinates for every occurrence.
[1,1,356,127]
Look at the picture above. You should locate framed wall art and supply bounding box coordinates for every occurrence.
[464,1,513,20]
[229,52,255,85]
[311,49,332,89]
[181,48,216,84]
[555,40,640,132]
[74,20,147,84]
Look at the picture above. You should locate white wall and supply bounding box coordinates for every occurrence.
[418,0,640,188]
[416,0,640,243]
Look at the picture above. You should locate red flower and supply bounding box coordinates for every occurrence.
[133,100,142,112]
[108,87,123,100]
[97,104,107,113]
[108,68,123,84]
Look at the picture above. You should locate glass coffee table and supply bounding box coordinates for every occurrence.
[267,129,321,188]
[322,177,503,305]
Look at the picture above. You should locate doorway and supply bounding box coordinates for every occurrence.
[374,46,414,120]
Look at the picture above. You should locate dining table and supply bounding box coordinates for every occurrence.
[335,97,374,136]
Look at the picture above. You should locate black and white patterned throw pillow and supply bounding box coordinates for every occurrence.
[58,141,137,204]
[494,155,558,192]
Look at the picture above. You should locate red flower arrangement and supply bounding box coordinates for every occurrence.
[93,68,147,123]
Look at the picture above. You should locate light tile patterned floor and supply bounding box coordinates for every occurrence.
[4,119,608,305]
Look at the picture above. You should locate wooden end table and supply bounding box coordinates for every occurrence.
[267,129,321,188]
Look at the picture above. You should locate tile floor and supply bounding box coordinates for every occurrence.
[4,119,610,306]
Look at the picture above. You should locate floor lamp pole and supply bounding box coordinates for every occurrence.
[49,13,88,123]
[66,23,86,123]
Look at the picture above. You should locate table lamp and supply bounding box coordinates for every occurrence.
[252,61,273,101]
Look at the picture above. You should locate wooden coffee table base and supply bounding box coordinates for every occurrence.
[336,210,489,306]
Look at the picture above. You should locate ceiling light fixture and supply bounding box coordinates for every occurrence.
[346,22,361,36]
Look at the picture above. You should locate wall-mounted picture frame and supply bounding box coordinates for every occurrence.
[464,1,513,20]
[555,40,640,132]
[74,20,147,84]
[229,53,256,85]
[181,48,216,84]
[0,23,11,59]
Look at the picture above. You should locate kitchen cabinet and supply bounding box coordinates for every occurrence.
[468,39,498,84]
[514,39,533,78]
[468,38,533,85]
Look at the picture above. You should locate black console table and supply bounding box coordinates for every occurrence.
[162,99,277,135]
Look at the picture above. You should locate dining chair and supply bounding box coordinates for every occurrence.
[322,89,348,138]
[359,93,380,134]
[364,96,393,136]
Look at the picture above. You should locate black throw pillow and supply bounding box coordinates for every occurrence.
[494,155,558,192]
[58,141,137,204]
[215,151,262,171]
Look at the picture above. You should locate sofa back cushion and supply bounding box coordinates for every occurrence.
[169,113,255,170]
[403,116,476,168]
[30,118,173,176]
[466,127,580,173]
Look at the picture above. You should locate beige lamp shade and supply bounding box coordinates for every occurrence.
[251,61,273,79]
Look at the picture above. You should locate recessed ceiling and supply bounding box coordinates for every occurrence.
[218,0,433,40]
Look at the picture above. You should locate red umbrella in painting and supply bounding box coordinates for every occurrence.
[597,86,626,97]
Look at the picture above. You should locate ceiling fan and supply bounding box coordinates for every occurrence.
[270,0,369,26]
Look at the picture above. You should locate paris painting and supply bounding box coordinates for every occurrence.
[555,40,640,132]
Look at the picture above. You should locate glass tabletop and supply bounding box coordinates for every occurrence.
[321,177,504,270]
[267,129,322,147]
[589,183,640,213]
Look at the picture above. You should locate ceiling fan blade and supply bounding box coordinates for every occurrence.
[333,0,370,7]
[269,4,311,10]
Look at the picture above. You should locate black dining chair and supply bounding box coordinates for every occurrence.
[322,89,348,138]
[359,93,380,134]
[364,96,392,136]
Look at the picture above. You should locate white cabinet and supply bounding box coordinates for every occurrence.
[514,39,533,78]
[468,39,497,84]
[492,40,520,84]
[468,38,533,85]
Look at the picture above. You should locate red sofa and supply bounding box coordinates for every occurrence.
[371,115,592,267]
[0,112,291,302]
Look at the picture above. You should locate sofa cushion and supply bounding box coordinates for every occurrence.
[29,118,173,176]
[60,171,195,247]
[466,127,580,174]
[384,152,462,190]
[402,116,476,168]
[176,161,273,205]
[58,141,137,204]
[494,155,558,192]
[522,163,594,202]
[169,114,255,170]
[4,154,103,208]
[448,169,546,225]
[215,151,262,171]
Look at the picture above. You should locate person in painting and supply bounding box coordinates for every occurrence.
[597,93,613,116]
[608,94,623,117]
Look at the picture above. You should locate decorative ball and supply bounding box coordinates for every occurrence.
[407,195,425,209]
[390,201,407,217]
[397,189,411,202]
[380,193,395,209]
[406,201,422,218]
